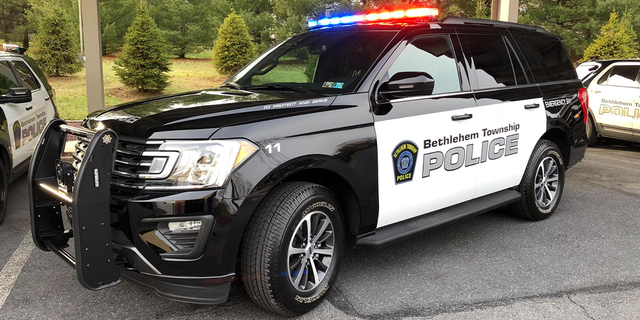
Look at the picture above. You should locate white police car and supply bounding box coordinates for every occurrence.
[577,60,640,145]
[0,52,57,223]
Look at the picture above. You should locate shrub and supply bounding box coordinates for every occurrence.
[113,1,171,91]
[582,12,639,62]
[212,10,256,76]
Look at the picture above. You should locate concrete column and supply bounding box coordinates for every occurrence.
[491,0,519,23]
[81,0,105,114]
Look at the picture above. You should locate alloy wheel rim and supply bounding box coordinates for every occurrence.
[586,117,592,138]
[534,156,559,207]
[287,211,335,292]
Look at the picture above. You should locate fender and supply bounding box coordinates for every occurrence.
[0,108,13,170]
[217,153,377,274]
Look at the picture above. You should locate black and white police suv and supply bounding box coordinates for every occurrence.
[29,8,588,316]
[576,59,640,145]
[0,52,56,224]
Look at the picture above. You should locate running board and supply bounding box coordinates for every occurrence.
[357,190,521,247]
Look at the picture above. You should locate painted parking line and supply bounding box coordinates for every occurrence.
[0,232,34,310]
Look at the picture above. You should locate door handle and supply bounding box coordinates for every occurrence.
[25,105,33,111]
[524,103,540,109]
[45,97,51,101]
[451,114,472,121]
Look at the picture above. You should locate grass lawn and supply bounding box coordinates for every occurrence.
[49,56,227,119]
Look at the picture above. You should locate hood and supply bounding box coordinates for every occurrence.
[85,89,335,140]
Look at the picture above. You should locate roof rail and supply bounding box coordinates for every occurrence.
[441,17,548,33]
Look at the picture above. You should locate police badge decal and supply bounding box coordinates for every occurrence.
[392,141,418,184]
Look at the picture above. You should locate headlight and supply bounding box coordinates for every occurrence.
[143,140,257,190]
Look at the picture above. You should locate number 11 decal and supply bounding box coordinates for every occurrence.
[265,143,281,154]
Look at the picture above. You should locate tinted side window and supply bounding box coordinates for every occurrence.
[459,35,524,89]
[387,35,461,95]
[513,36,547,83]
[11,60,40,90]
[0,61,20,94]
[525,37,575,82]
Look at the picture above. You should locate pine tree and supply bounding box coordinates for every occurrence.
[212,10,256,76]
[30,5,82,76]
[113,1,171,91]
[581,12,639,62]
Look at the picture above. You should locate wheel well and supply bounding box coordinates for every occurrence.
[283,169,361,235]
[541,129,570,167]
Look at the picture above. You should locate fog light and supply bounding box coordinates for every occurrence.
[167,220,202,232]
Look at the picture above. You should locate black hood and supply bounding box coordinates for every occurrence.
[85,89,335,140]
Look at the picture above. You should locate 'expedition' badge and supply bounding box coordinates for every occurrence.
[392,141,418,184]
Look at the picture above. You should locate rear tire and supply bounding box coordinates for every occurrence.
[586,116,598,146]
[0,160,8,224]
[508,140,565,221]
[241,182,344,316]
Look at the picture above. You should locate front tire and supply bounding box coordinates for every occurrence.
[509,140,565,221]
[241,182,344,316]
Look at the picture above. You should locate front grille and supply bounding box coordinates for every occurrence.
[73,134,171,190]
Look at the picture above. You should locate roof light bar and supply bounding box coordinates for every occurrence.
[308,7,439,29]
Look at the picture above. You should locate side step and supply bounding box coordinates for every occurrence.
[356,190,521,247]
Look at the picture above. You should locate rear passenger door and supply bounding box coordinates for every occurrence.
[373,33,482,228]
[458,33,546,197]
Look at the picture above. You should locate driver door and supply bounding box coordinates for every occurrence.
[373,34,482,228]
[0,60,32,168]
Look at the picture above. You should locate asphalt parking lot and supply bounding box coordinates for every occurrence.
[1,143,639,320]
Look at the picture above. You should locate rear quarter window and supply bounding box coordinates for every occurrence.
[525,37,576,82]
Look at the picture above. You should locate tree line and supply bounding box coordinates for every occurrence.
[1,0,638,86]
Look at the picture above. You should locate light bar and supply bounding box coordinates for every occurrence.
[308,7,439,29]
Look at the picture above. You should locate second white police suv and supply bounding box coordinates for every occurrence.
[577,59,640,145]
[29,8,588,317]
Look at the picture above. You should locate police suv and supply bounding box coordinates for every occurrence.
[576,60,640,145]
[0,52,56,224]
[29,9,588,316]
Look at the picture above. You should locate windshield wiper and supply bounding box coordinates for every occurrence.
[245,84,316,94]
[219,82,242,90]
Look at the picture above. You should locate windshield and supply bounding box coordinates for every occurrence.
[228,30,397,94]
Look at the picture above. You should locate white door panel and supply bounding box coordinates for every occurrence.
[376,105,486,228]
[474,97,546,197]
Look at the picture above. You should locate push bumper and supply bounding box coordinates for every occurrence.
[29,119,121,290]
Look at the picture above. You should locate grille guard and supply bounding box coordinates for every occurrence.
[29,119,121,290]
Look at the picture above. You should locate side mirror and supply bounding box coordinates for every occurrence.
[0,87,32,104]
[380,72,435,100]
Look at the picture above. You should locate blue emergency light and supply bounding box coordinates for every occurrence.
[308,8,439,29]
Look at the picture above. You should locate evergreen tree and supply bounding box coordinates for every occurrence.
[212,10,256,75]
[150,0,213,58]
[100,0,136,55]
[582,12,639,62]
[113,1,171,91]
[30,5,82,76]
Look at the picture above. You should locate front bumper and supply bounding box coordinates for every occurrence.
[28,120,261,304]
[113,229,234,304]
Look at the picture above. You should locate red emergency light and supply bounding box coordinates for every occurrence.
[308,8,439,29]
